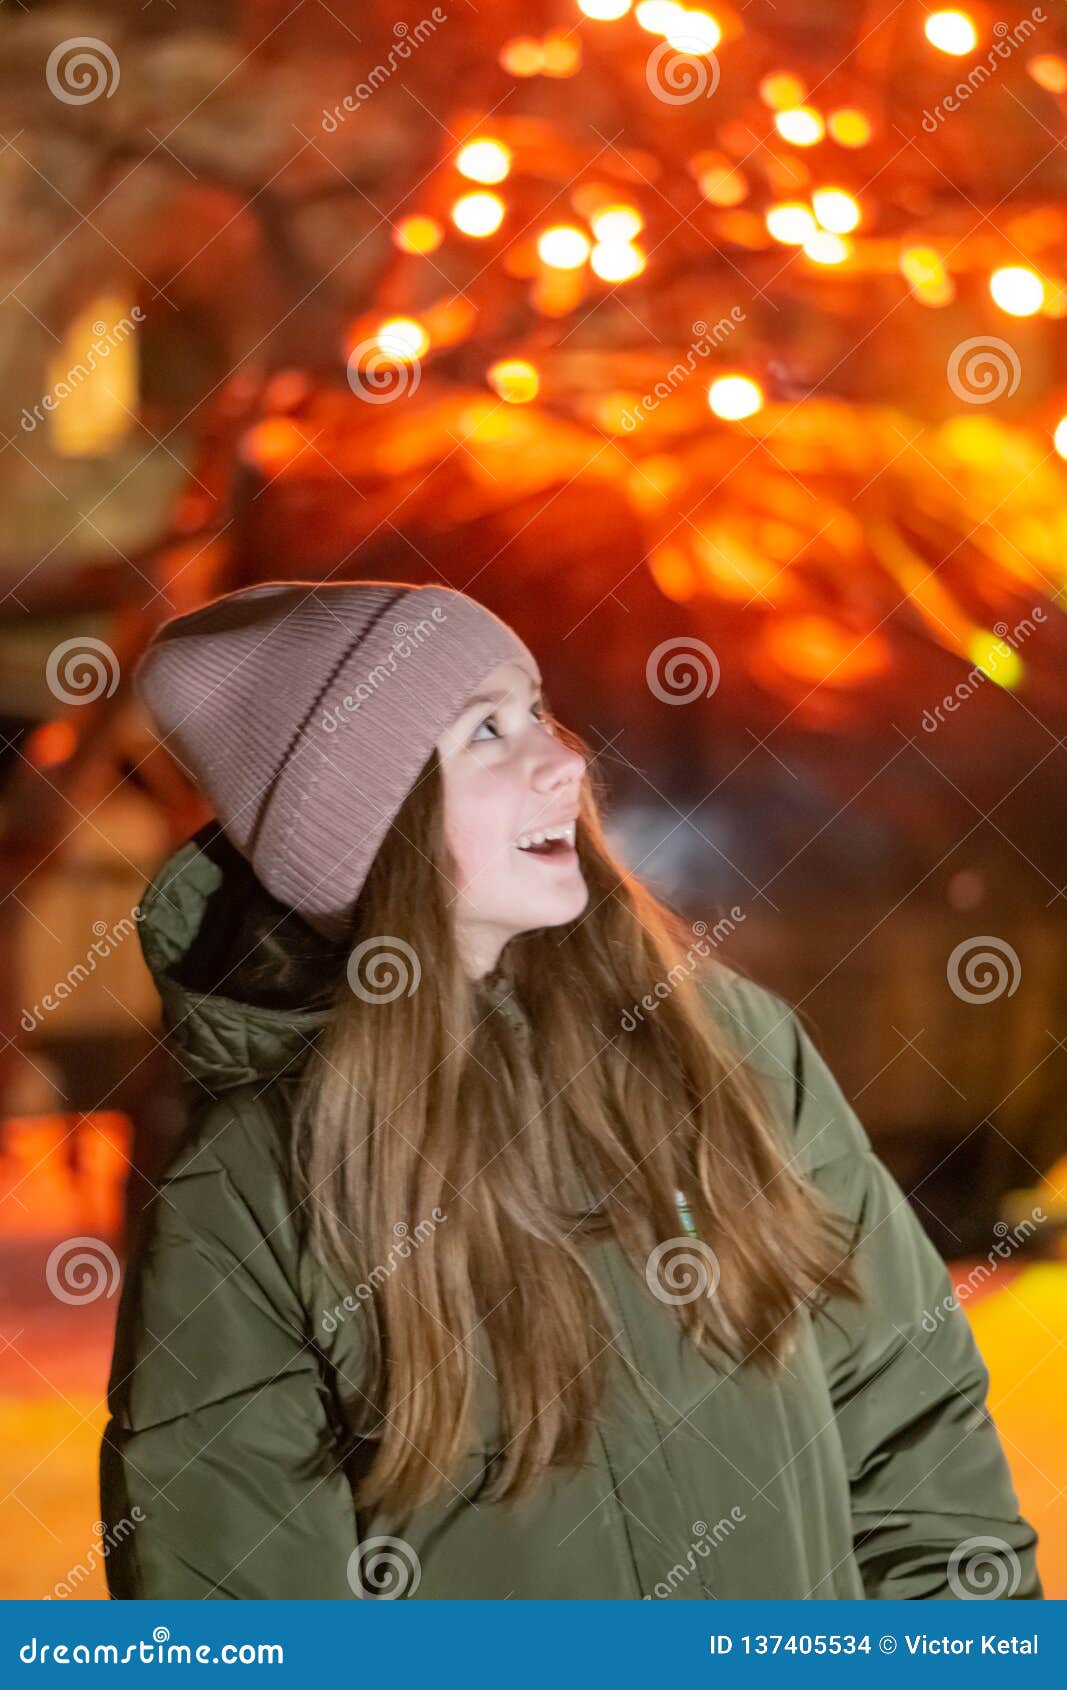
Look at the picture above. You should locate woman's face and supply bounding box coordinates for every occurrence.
[435,658,589,978]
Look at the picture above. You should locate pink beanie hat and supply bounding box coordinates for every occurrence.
[133,579,541,940]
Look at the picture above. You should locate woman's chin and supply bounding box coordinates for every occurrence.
[522,875,590,930]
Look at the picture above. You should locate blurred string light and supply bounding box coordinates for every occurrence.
[629,0,721,50]
[452,191,505,236]
[500,33,582,76]
[812,187,861,233]
[375,317,429,360]
[774,106,825,145]
[827,107,872,146]
[456,139,511,183]
[754,616,891,687]
[766,201,816,243]
[588,204,645,280]
[759,72,805,108]
[900,245,955,306]
[591,240,645,280]
[692,152,748,205]
[635,2,682,32]
[577,0,632,17]
[925,9,979,55]
[487,359,540,402]
[990,266,1046,316]
[967,628,1024,688]
[804,230,850,264]
[708,375,763,419]
[666,10,721,53]
[393,215,443,254]
[591,206,643,242]
[26,721,77,770]
[352,0,1062,712]
[538,225,592,268]
[1028,54,1067,93]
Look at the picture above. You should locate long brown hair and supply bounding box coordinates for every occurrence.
[288,721,865,1518]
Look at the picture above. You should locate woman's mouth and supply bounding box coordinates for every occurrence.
[515,821,577,861]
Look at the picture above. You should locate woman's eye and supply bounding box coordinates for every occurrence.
[471,701,547,742]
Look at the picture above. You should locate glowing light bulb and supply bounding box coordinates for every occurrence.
[803,230,849,264]
[774,106,825,146]
[900,245,953,305]
[967,629,1022,688]
[694,155,747,205]
[1054,415,1067,458]
[765,201,817,244]
[635,1,685,34]
[759,72,806,109]
[665,9,721,53]
[487,359,540,403]
[591,205,643,243]
[542,31,582,74]
[1028,54,1067,93]
[925,10,978,55]
[452,192,505,236]
[376,317,428,361]
[990,266,1045,316]
[456,140,512,184]
[537,225,591,268]
[811,187,861,233]
[591,241,645,280]
[827,108,872,147]
[393,215,443,254]
[501,37,543,76]
[708,375,763,419]
[578,0,632,16]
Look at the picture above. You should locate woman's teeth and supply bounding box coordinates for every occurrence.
[516,822,576,853]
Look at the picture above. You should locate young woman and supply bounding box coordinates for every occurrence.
[100,579,1042,1601]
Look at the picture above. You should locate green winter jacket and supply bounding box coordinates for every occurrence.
[99,830,1043,1600]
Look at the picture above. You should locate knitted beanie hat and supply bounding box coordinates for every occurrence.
[133,579,541,941]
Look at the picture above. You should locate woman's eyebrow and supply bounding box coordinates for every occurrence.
[463,678,542,712]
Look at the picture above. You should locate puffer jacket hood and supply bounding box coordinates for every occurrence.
[134,820,345,1096]
[101,826,1044,1601]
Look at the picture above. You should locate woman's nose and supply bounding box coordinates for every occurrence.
[537,736,586,791]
